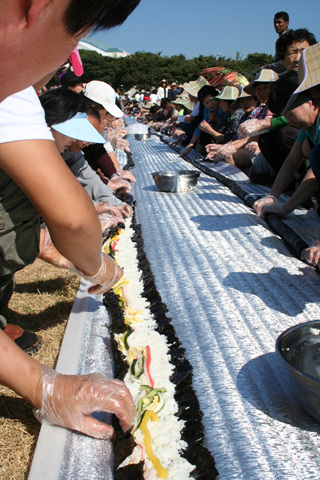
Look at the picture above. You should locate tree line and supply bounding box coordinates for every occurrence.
[49,50,274,92]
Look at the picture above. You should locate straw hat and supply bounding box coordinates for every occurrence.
[215,85,239,101]
[230,87,256,110]
[244,69,279,96]
[183,76,209,97]
[172,92,193,111]
[283,43,320,113]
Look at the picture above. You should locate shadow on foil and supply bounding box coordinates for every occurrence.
[237,352,320,432]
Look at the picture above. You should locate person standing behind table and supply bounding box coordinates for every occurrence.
[266,11,290,74]
[0,0,140,442]
[150,89,158,104]
[157,79,168,100]
[168,82,180,101]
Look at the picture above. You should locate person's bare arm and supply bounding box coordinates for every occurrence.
[0,139,102,275]
[108,150,121,171]
[269,141,304,199]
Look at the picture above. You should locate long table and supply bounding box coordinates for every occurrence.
[30,133,320,480]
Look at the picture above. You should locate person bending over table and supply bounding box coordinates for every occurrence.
[0,0,140,441]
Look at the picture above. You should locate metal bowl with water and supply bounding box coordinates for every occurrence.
[276,320,320,422]
[134,133,151,141]
[151,170,200,193]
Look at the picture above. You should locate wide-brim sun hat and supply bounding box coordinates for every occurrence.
[172,92,193,111]
[183,76,210,97]
[283,43,320,113]
[244,69,279,96]
[83,81,123,118]
[215,85,239,101]
[52,112,105,144]
[230,87,256,110]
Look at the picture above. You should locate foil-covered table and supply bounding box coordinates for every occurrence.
[30,133,320,480]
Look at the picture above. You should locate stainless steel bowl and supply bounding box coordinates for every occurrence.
[151,170,200,193]
[276,320,320,422]
[134,133,151,141]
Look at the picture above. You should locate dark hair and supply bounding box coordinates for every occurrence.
[60,71,84,87]
[274,11,289,22]
[198,85,219,102]
[268,70,299,114]
[80,93,105,112]
[276,28,317,60]
[83,104,101,121]
[150,105,160,114]
[40,88,85,126]
[64,0,140,35]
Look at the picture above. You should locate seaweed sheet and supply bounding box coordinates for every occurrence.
[103,214,218,479]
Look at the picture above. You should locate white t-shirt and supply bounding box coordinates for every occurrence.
[0,87,53,144]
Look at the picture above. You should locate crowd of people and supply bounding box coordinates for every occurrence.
[1,3,320,454]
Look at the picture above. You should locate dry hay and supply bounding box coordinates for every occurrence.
[0,259,80,480]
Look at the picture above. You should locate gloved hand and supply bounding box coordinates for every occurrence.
[117,203,133,218]
[237,118,271,139]
[77,251,123,295]
[260,203,286,218]
[108,177,132,193]
[218,142,237,159]
[245,141,260,156]
[108,128,129,151]
[301,241,320,268]
[118,170,136,183]
[37,365,134,439]
[38,225,74,269]
[205,143,222,160]
[98,212,122,234]
[253,195,278,217]
[95,202,123,219]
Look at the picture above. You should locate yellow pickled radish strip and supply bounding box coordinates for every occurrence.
[140,410,169,479]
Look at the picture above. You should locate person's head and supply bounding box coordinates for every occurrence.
[276,29,317,71]
[244,69,279,104]
[283,43,320,114]
[60,71,86,93]
[214,86,239,112]
[230,88,257,113]
[268,71,300,114]
[284,94,320,130]
[198,85,219,111]
[0,0,140,102]
[274,11,289,36]
[83,80,122,130]
[40,87,104,152]
[160,79,167,87]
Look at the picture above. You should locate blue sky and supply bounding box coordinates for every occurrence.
[88,0,320,60]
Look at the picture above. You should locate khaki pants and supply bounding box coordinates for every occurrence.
[0,169,40,305]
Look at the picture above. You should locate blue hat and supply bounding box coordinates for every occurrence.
[52,112,105,144]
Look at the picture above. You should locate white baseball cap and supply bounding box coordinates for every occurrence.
[83,81,123,118]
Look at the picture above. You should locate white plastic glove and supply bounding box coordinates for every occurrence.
[98,212,122,234]
[218,142,237,159]
[245,141,260,156]
[237,118,271,139]
[95,202,123,220]
[117,203,133,218]
[38,225,74,269]
[205,144,222,160]
[118,170,136,183]
[37,365,134,439]
[301,241,320,268]
[260,203,286,218]
[77,251,123,295]
[108,177,132,193]
[253,195,279,217]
